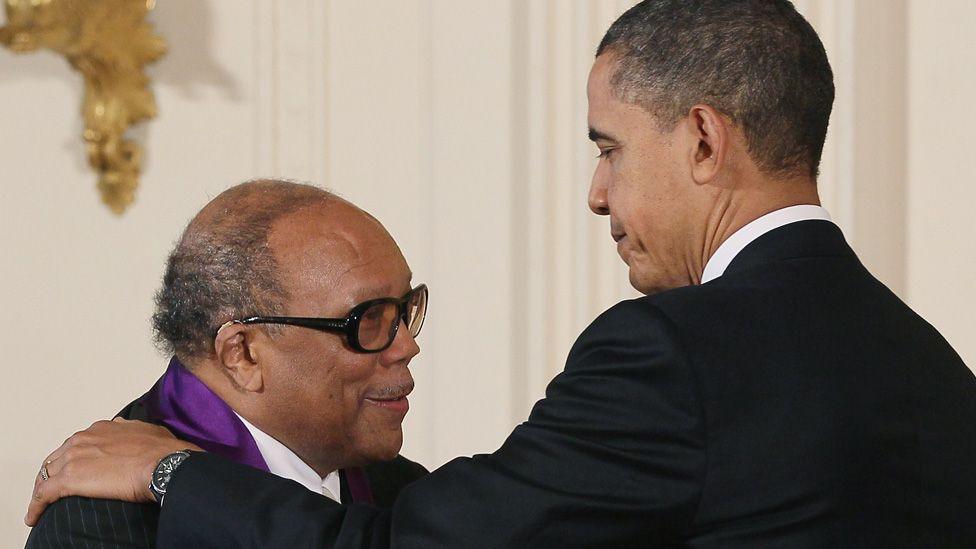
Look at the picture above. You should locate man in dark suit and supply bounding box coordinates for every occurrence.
[25,180,428,547]
[26,1,976,547]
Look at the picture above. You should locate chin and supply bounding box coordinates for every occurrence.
[630,266,685,296]
[363,446,400,464]
[629,268,658,296]
[362,434,403,463]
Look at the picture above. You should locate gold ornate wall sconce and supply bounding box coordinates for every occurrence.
[0,0,166,214]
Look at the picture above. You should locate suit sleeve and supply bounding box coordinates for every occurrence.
[156,299,706,548]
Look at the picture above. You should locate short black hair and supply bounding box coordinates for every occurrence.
[597,0,834,178]
[152,180,334,361]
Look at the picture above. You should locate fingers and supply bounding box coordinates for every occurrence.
[30,468,45,511]
[26,454,129,526]
[24,417,196,527]
[28,437,70,519]
[26,443,82,525]
[26,462,68,526]
[45,443,102,479]
[27,460,81,526]
[25,422,112,526]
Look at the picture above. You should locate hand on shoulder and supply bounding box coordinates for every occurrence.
[26,417,200,526]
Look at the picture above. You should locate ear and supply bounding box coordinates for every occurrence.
[213,322,264,393]
[686,104,731,185]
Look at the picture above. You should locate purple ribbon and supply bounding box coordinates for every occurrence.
[345,467,375,505]
[139,357,270,472]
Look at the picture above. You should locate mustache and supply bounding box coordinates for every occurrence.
[365,381,414,400]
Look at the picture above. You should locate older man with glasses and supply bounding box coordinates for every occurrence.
[25,179,429,548]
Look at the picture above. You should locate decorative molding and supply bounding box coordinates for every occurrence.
[251,0,327,183]
[251,0,275,175]
[274,0,328,182]
[796,0,857,239]
[796,0,908,295]
[510,0,637,420]
[0,0,166,214]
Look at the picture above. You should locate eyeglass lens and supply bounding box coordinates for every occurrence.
[357,287,427,351]
[406,287,427,337]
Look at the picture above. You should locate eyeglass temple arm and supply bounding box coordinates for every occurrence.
[216,316,348,335]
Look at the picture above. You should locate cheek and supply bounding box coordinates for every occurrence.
[319,358,374,418]
[606,166,633,215]
[275,341,371,420]
[607,169,653,230]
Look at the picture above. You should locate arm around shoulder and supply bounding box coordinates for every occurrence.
[388,298,707,546]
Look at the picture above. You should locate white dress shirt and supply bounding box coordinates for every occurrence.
[235,413,342,502]
[701,205,833,284]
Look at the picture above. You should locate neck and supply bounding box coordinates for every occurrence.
[698,174,820,282]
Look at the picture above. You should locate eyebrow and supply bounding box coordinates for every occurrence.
[588,127,618,143]
[349,272,414,303]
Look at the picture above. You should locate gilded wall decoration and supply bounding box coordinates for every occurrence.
[0,0,166,214]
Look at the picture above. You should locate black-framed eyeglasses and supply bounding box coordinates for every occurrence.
[218,284,428,353]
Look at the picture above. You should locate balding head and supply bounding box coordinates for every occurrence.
[152,179,341,361]
[154,178,420,473]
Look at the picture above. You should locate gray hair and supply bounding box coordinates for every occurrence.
[152,179,336,361]
[597,0,834,178]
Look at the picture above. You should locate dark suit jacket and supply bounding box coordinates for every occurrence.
[145,222,976,547]
[26,399,427,548]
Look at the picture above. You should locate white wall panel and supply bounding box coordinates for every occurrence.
[906,0,976,370]
[796,0,908,296]
[510,0,637,422]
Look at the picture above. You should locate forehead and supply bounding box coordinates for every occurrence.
[587,55,641,133]
[587,54,671,146]
[269,203,410,311]
[588,54,612,95]
[587,55,620,114]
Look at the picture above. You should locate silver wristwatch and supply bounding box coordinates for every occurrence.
[149,450,192,506]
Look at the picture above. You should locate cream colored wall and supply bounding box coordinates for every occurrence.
[0,1,972,545]
[906,0,976,368]
[1,2,269,542]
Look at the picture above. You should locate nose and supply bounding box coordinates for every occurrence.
[382,319,420,365]
[588,162,610,215]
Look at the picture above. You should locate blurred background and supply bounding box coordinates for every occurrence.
[1,0,974,544]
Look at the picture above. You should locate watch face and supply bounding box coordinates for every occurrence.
[152,453,187,493]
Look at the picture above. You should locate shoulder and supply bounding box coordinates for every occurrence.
[571,296,681,351]
[566,278,801,380]
[27,496,159,548]
[538,296,704,440]
[624,268,816,345]
[565,295,697,379]
[574,284,739,346]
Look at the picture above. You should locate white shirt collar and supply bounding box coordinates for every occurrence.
[701,205,833,284]
[234,412,342,503]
